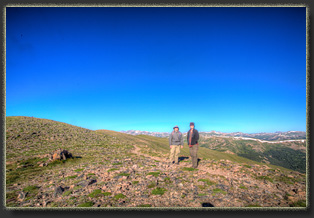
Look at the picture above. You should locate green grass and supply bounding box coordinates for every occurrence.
[88,189,106,198]
[107,168,118,172]
[103,192,111,196]
[112,162,122,165]
[23,185,39,192]
[198,178,216,186]
[132,181,139,185]
[65,175,78,180]
[22,185,40,201]
[147,171,160,177]
[77,201,94,207]
[137,204,152,207]
[289,200,306,207]
[198,185,206,190]
[212,188,227,195]
[256,176,273,183]
[246,204,262,207]
[275,175,297,184]
[147,182,156,188]
[117,173,130,177]
[114,193,126,200]
[62,190,72,196]
[151,187,167,195]
[198,193,207,196]
[87,173,95,176]
[239,185,248,189]
[163,177,172,184]
[73,185,83,190]
[182,167,198,171]
[74,168,84,172]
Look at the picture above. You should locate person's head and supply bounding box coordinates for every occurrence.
[173,125,179,132]
[190,122,195,129]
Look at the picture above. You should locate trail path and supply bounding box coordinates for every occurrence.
[131,144,165,162]
[131,144,236,180]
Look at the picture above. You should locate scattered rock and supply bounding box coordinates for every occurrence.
[51,149,73,161]
[17,191,27,201]
[54,186,64,197]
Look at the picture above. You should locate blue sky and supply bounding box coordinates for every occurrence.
[6,7,306,133]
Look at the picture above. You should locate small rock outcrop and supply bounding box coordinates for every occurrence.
[50,149,73,161]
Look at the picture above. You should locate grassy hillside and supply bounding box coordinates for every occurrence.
[5,116,306,208]
[96,131,295,171]
[197,136,306,173]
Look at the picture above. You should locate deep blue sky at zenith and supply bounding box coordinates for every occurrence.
[6,7,306,133]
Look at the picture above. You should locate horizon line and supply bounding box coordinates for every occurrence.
[6,116,306,134]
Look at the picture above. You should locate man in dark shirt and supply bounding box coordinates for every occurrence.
[187,122,199,168]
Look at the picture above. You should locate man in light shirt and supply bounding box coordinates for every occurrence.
[169,125,184,165]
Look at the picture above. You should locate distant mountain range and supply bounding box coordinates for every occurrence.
[120,130,170,138]
[121,130,306,141]
[121,130,306,173]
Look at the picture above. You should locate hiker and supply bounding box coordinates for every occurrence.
[187,122,199,168]
[169,125,184,165]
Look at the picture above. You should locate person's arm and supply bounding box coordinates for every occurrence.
[180,133,184,148]
[187,131,189,145]
[169,133,172,147]
[195,130,199,142]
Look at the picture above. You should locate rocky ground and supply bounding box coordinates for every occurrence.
[6,144,306,208]
[5,116,307,208]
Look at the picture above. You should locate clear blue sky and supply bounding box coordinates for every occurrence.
[6,7,306,133]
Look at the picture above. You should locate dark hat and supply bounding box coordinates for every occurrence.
[190,122,195,126]
[173,125,179,129]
